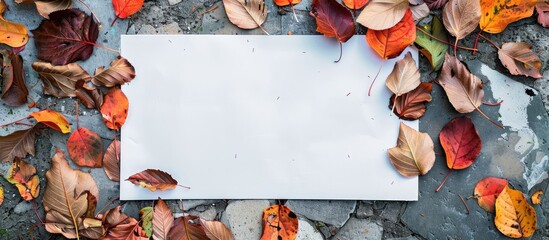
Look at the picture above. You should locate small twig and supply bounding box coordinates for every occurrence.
[459,195,470,214]
[32,200,44,224]
[417,27,477,51]
[196,4,219,17]
[435,170,452,192]
[368,62,384,96]
[0,118,30,128]
[75,100,79,129]
[77,0,101,26]
[334,42,343,63]
[478,34,501,50]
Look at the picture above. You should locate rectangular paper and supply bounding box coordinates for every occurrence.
[120,35,419,200]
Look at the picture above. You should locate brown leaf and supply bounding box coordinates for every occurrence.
[43,149,101,239]
[5,158,40,201]
[388,122,435,177]
[389,82,433,120]
[0,126,40,163]
[437,53,483,113]
[536,3,549,27]
[67,127,104,168]
[32,62,91,98]
[385,52,421,97]
[498,42,543,79]
[103,205,149,240]
[92,56,136,87]
[223,0,267,31]
[411,3,430,21]
[201,219,234,240]
[126,169,179,191]
[424,0,447,9]
[75,80,103,109]
[357,0,409,30]
[35,0,72,18]
[153,198,174,240]
[103,140,121,182]
[168,216,209,240]
[1,50,28,107]
[442,0,480,40]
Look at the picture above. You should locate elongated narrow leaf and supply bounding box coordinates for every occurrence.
[439,117,481,170]
[260,204,298,240]
[32,62,91,98]
[126,169,178,191]
[0,184,3,206]
[498,42,542,79]
[390,82,433,120]
[67,127,103,168]
[153,198,173,240]
[310,0,355,43]
[92,56,136,87]
[495,186,537,238]
[0,126,40,163]
[437,53,483,113]
[366,9,416,59]
[1,50,28,107]
[473,177,508,213]
[223,0,267,30]
[5,158,40,201]
[29,109,71,133]
[388,122,435,177]
[103,140,121,182]
[356,0,409,30]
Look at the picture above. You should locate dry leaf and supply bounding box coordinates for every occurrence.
[424,0,447,9]
[35,0,72,18]
[103,205,149,240]
[437,53,483,113]
[411,3,430,21]
[439,117,482,170]
[92,56,136,87]
[168,216,209,240]
[473,177,509,213]
[495,186,537,238]
[223,0,267,32]
[5,158,40,201]
[75,80,103,109]
[366,9,416,59]
[480,0,537,33]
[390,82,433,120]
[0,1,28,48]
[140,207,154,238]
[0,126,40,163]
[442,0,480,41]
[67,127,103,168]
[388,122,435,177]
[260,204,298,240]
[32,62,91,98]
[103,140,121,182]
[531,190,543,205]
[498,42,543,79]
[29,109,71,133]
[1,50,28,107]
[310,0,355,43]
[201,219,235,240]
[101,87,129,130]
[153,198,174,240]
[536,3,549,27]
[126,169,179,191]
[357,0,409,30]
[386,52,421,98]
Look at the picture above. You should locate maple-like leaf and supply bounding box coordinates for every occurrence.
[92,56,136,87]
[388,122,435,177]
[356,0,409,30]
[102,205,149,240]
[389,82,433,120]
[442,0,480,47]
[75,80,103,109]
[0,126,40,163]
[67,127,103,168]
[126,169,179,191]
[531,190,543,205]
[103,140,121,182]
[498,42,543,79]
[480,0,537,33]
[536,3,549,27]
[0,0,28,47]
[437,53,483,113]
[29,109,71,133]
[32,62,92,98]
[424,0,447,9]
[1,50,28,107]
[101,87,129,130]
[35,0,72,18]
[495,186,537,238]
[415,16,448,70]
[5,158,40,201]
[473,177,508,213]
[153,198,173,240]
[260,204,298,240]
[223,0,267,33]
[310,0,355,43]
[201,219,235,240]
[366,9,416,59]
[32,8,99,65]
[385,52,421,98]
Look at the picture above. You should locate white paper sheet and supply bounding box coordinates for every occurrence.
[120,35,419,201]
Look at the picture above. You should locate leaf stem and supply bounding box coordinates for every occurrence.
[78,0,101,26]
[368,62,384,96]
[59,170,80,240]
[290,3,299,22]
[180,200,193,240]
[75,100,79,129]
[32,199,44,225]
[459,195,470,214]
[0,117,30,128]
[478,33,501,50]
[258,25,270,35]
[334,42,343,63]
[474,105,504,129]
[110,16,119,27]
[435,170,452,192]
[85,41,120,54]
[482,99,503,106]
[417,27,477,51]
[454,38,458,57]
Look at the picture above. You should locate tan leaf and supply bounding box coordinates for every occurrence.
[411,3,430,22]
[442,0,480,40]
[498,42,543,79]
[495,186,537,238]
[75,80,103,109]
[32,62,91,98]
[43,149,101,239]
[385,52,421,97]
[103,205,149,240]
[92,56,136,87]
[357,0,409,30]
[388,122,435,177]
[5,158,40,201]
[103,140,121,182]
[201,219,235,240]
[222,0,267,31]
[0,126,40,163]
[35,0,73,19]
[437,53,483,113]
[126,169,179,191]
[153,198,174,240]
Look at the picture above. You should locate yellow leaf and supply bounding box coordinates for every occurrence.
[5,158,40,201]
[29,110,71,133]
[495,186,537,238]
[531,190,543,205]
[0,1,29,47]
[0,184,4,206]
[480,0,537,33]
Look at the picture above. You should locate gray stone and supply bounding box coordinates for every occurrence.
[182,199,220,210]
[168,0,183,5]
[356,201,374,219]
[188,206,218,221]
[380,202,402,223]
[386,237,419,240]
[138,22,183,34]
[286,200,356,227]
[13,201,33,214]
[221,200,270,240]
[296,218,324,240]
[330,218,383,240]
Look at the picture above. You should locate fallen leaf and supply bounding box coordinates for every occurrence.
[153,198,174,240]
[103,205,149,240]
[92,56,136,87]
[1,50,28,107]
[386,52,421,99]
[274,0,301,6]
[35,0,73,18]
[480,0,537,33]
[0,126,40,163]
[415,16,448,70]
[75,80,103,109]
[32,62,91,98]
[366,9,416,59]
[388,122,435,177]
[0,0,28,48]
[103,140,121,182]
[168,216,209,240]
[495,185,537,238]
[126,169,179,191]
[310,0,355,43]
[437,53,483,113]
[223,0,267,32]
[101,87,129,130]
[112,0,144,19]
[410,3,430,21]
[357,0,409,30]
[473,177,508,212]
[440,117,481,170]
[139,207,154,238]
[531,190,543,205]
[67,127,103,168]
[424,0,447,9]
[442,0,480,41]
[498,42,543,79]
[32,8,99,65]
[201,219,235,240]
[29,109,71,133]
[0,184,3,206]
[342,0,369,10]
[5,158,40,201]
[260,204,298,240]
[390,82,433,120]
[536,3,549,27]
[43,149,102,239]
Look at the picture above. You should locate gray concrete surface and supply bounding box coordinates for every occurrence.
[0,0,548,239]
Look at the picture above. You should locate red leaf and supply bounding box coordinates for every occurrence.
[31,8,99,65]
[473,177,508,212]
[389,82,433,120]
[366,9,416,59]
[112,0,144,19]
[67,127,103,168]
[439,117,482,170]
[126,169,179,191]
[310,0,355,43]
[101,88,129,130]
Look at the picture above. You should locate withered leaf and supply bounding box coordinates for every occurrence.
[498,42,543,79]
[103,205,149,240]
[260,204,297,240]
[103,140,121,182]
[0,126,40,163]
[101,87,129,130]
[153,198,173,240]
[424,0,447,9]
[168,216,209,240]
[442,0,480,41]
[35,0,73,19]
[5,158,40,201]
[1,50,28,107]
[92,56,136,87]
[75,80,103,109]
[531,190,543,205]
[388,122,435,177]
[139,207,154,238]
[357,0,409,30]
[0,1,29,48]
[201,219,235,240]
[310,0,355,43]
[389,82,433,120]
[32,62,91,98]
[223,0,267,32]
[385,52,421,97]
[536,3,549,28]
[437,53,483,113]
[29,109,71,133]
[480,0,536,33]
[0,184,3,206]
[127,169,179,191]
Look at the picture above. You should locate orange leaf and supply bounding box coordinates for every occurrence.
[153,198,174,240]
[366,9,416,59]
[389,82,433,120]
[126,169,179,191]
[103,140,120,182]
[112,0,144,19]
[274,0,301,7]
[0,1,29,48]
[5,158,40,201]
[495,186,537,238]
[29,109,70,133]
[342,0,369,10]
[0,184,3,206]
[480,0,537,33]
[101,88,129,130]
[67,127,103,168]
[531,190,543,205]
[260,204,298,240]
[473,177,508,212]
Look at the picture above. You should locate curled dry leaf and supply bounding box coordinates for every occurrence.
[201,218,235,240]
[1,50,28,107]
[495,186,537,238]
[415,16,448,71]
[310,0,355,43]
[223,0,267,32]
[168,216,209,240]
[0,0,28,48]
[29,109,70,133]
[390,82,433,120]
[126,169,179,191]
[67,127,104,168]
[388,122,435,177]
[32,8,99,65]
[260,204,298,240]
[342,0,369,10]
[92,56,136,87]
[75,80,103,109]
[5,158,40,201]
[139,206,154,238]
[101,87,129,130]
[153,198,173,240]
[103,140,121,182]
[437,53,483,113]
[439,117,481,170]
[531,190,543,205]
[442,0,480,41]
[103,205,149,240]
[498,42,543,79]
[386,52,421,98]
[35,0,73,19]
[112,0,145,19]
[0,126,40,163]
[473,177,508,213]
[536,3,549,27]
[366,9,416,59]
[356,0,409,30]
[480,0,536,33]
[32,62,91,98]
[423,0,447,9]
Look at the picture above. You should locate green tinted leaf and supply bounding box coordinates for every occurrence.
[415,16,448,71]
[139,206,153,237]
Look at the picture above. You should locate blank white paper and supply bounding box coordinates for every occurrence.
[120,35,419,201]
